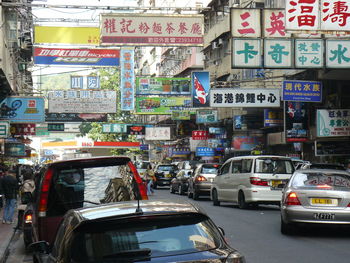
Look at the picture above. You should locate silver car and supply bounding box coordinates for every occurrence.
[281,169,350,235]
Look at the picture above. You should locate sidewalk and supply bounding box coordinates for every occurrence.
[0,221,16,263]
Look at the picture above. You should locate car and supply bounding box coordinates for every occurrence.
[23,156,147,250]
[280,169,350,235]
[188,163,220,200]
[169,169,192,195]
[300,162,346,170]
[152,164,178,188]
[211,155,295,209]
[177,160,202,172]
[30,200,246,263]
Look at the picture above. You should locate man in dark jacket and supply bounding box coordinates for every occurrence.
[1,169,18,224]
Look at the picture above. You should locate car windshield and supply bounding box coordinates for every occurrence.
[201,166,219,174]
[291,172,350,189]
[158,165,176,171]
[70,214,221,262]
[255,158,294,174]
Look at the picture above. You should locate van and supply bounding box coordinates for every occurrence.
[211,155,294,209]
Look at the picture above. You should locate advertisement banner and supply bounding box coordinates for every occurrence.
[0,97,45,123]
[171,111,191,120]
[210,88,280,108]
[127,125,145,135]
[145,127,171,140]
[196,109,218,123]
[34,48,120,66]
[285,101,309,142]
[317,109,350,137]
[45,112,107,122]
[283,80,322,102]
[136,77,190,95]
[102,123,127,133]
[196,147,215,157]
[100,14,204,46]
[192,130,209,140]
[5,143,26,157]
[192,71,210,108]
[232,136,264,151]
[264,109,283,127]
[10,124,36,136]
[120,48,135,111]
[48,90,117,113]
[135,97,191,114]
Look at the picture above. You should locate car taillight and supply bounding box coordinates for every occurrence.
[285,192,301,206]
[24,213,33,224]
[195,176,207,182]
[38,168,54,216]
[250,177,269,186]
[347,203,350,207]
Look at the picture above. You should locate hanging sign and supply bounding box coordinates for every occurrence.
[192,71,210,108]
[192,130,209,140]
[120,48,135,111]
[317,109,350,137]
[283,80,322,102]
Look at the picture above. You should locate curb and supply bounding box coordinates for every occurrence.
[0,227,17,263]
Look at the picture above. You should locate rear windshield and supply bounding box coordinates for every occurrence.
[291,172,350,188]
[309,164,345,170]
[201,165,219,174]
[255,158,294,174]
[70,214,221,262]
[47,164,138,216]
[157,166,176,171]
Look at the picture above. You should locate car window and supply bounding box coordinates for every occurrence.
[231,160,242,174]
[157,166,176,171]
[291,172,350,188]
[241,159,252,173]
[70,214,221,262]
[255,158,294,174]
[201,166,218,174]
[220,162,231,175]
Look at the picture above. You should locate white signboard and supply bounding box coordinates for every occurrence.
[285,0,320,31]
[317,109,350,137]
[0,121,9,138]
[64,123,81,133]
[231,9,261,37]
[145,127,171,140]
[210,88,280,108]
[326,40,350,68]
[263,9,291,38]
[264,39,293,68]
[321,0,350,31]
[295,39,324,68]
[232,39,262,68]
[48,90,117,113]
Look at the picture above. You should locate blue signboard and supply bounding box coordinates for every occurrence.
[196,147,215,157]
[192,71,210,107]
[0,97,45,123]
[71,76,83,89]
[87,76,100,89]
[282,80,322,102]
[140,144,149,150]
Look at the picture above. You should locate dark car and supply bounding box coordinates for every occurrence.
[153,164,178,188]
[23,156,147,250]
[30,200,245,263]
[170,169,192,195]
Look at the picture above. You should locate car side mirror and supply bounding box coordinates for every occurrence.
[29,241,50,254]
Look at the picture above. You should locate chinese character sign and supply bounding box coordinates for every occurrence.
[231,9,261,37]
[232,39,262,68]
[192,130,209,140]
[285,0,320,30]
[196,147,215,157]
[120,48,135,111]
[317,109,350,137]
[263,9,290,37]
[264,39,293,68]
[87,76,100,89]
[295,39,324,68]
[264,109,284,127]
[210,88,280,108]
[100,14,204,46]
[321,0,350,31]
[10,123,36,136]
[145,127,171,140]
[192,71,210,108]
[326,40,350,68]
[71,76,83,89]
[283,80,322,102]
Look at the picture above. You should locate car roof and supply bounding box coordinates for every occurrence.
[294,169,350,174]
[225,155,292,162]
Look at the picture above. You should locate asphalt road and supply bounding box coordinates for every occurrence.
[5,187,350,263]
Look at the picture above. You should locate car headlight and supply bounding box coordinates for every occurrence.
[225,252,246,263]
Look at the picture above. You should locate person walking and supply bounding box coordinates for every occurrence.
[145,164,155,195]
[1,169,19,224]
[17,168,35,228]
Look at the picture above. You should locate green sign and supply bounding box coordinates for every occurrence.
[0,122,9,138]
[102,123,127,133]
[135,96,192,115]
[171,111,191,120]
[136,77,190,95]
[48,123,65,132]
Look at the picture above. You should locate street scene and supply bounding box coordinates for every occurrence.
[1,0,350,262]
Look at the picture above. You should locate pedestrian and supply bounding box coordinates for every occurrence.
[1,169,19,224]
[145,164,155,195]
[17,168,35,229]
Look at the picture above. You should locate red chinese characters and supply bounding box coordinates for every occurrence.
[286,0,319,29]
[266,11,286,36]
[322,0,350,28]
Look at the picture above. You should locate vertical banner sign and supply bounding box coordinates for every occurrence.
[191,71,210,108]
[120,48,135,111]
[87,76,100,89]
[285,101,309,142]
[71,76,83,89]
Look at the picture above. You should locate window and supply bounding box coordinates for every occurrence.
[241,159,253,173]
[231,160,242,174]
[292,172,350,188]
[255,158,294,174]
[220,162,231,175]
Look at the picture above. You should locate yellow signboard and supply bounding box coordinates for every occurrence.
[34,26,100,45]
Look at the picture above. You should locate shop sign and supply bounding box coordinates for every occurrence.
[136,77,190,95]
[285,101,309,142]
[317,109,350,137]
[102,123,127,133]
[71,76,83,89]
[264,39,293,68]
[100,14,204,46]
[210,88,280,108]
[45,112,107,122]
[207,139,226,148]
[127,125,145,135]
[192,130,209,140]
[232,39,262,68]
[208,127,225,134]
[172,147,191,157]
[315,140,350,156]
[140,144,149,150]
[35,123,49,136]
[48,123,65,132]
[196,147,215,157]
[295,39,324,68]
[192,71,210,108]
[87,76,100,89]
[0,121,9,138]
[120,48,135,111]
[171,110,191,120]
[5,143,26,157]
[231,9,261,38]
[263,10,291,38]
[10,123,36,136]
[264,109,283,127]
[196,109,218,123]
[283,80,322,102]
[232,136,264,151]
[135,97,191,115]
[48,90,117,113]
[145,127,171,140]
[326,40,350,68]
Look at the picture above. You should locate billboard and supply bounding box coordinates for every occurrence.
[136,77,190,95]
[145,127,171,140]
[192,71,210,108]
[45,112,107,122]
[120,48,135,111]
[285,101,309,142]
[135,97,191,114]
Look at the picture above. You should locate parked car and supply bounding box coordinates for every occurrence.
[169,169,192,195]
[211,155,295,209]
[300,162,346,170]
[23,156,147,250]
[188,163,220,200]
[153,164,178,188]
[30,200,245,263]
[281,169,350,235]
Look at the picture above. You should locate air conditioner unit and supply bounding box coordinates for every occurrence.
[186,49,192,55]
[212,41,218,49]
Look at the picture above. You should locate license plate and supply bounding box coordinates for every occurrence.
[314,213,335,220]
[271,180,282,188]
[165,174,172,178]
[311,198,338,205]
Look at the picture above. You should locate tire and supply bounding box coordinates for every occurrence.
[212,189,220,206]
[281,217,295,235]
[170,184,175,194]
[187,187,193,199]
[193,190,199,200]
[178,185,183,195]
[238,191,248,209]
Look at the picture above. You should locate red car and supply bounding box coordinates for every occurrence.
[23,156,147,249]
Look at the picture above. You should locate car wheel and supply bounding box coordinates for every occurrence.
[187,187,193,198]
[212,189,220,206]
[238,191,248,209]
[178,185,183,195]
[193,190,199,200]
[170,185,175,194]
[281,217,295,235]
